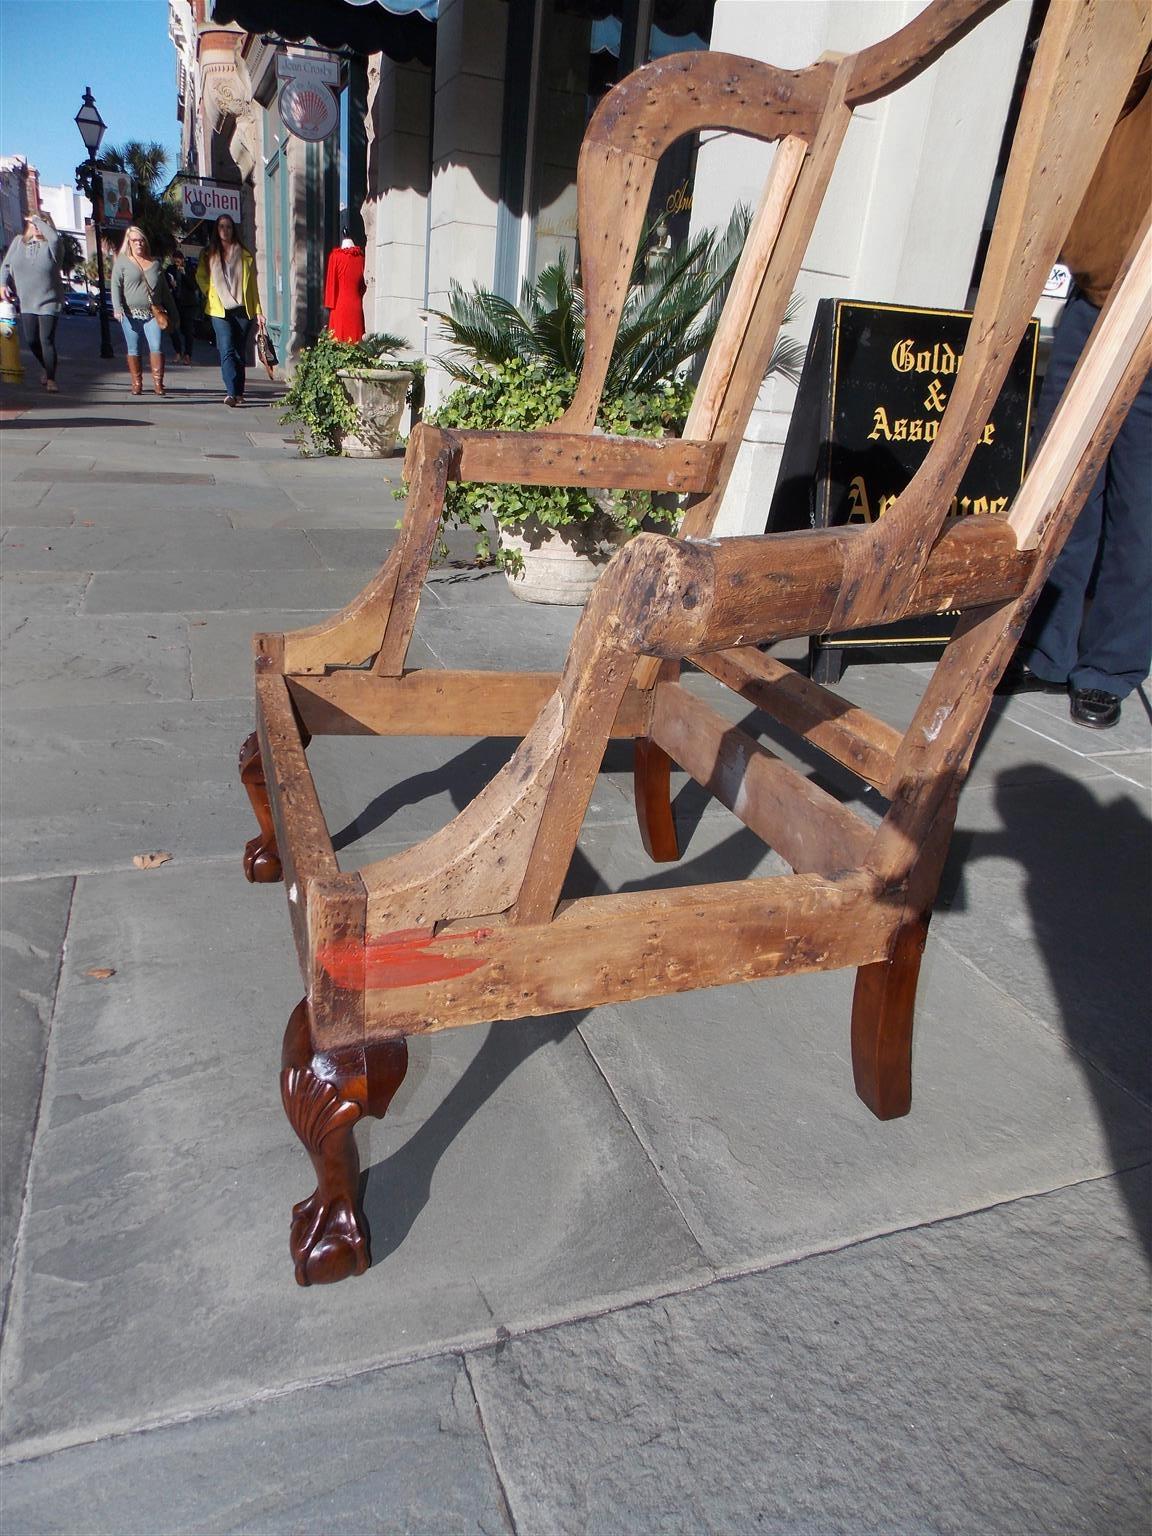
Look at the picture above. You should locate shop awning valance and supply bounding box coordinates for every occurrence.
[211,0,437,64]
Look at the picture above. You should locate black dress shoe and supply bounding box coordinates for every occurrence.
[1070,687,1122,729]
[995,661,1067,696]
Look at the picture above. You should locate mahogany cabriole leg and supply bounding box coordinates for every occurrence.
[634,738,680,862]
[850,919,927,1120]
[281,999,409,1286]
[239,731,282,883]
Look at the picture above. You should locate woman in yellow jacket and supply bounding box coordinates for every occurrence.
[196,214,266,407]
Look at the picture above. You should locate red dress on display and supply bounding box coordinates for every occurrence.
[324,245,366,342]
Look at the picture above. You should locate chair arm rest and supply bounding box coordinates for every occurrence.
[436,427,724,495]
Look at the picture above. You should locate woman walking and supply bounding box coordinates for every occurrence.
[196,215,265,406]
[111,226,179,396]
[0,212,65,391]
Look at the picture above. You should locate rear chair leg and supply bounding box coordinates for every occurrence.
[239,731,282,883]
[281,999,409,1286]
[851,921,927,1120]
[634,738,680,862]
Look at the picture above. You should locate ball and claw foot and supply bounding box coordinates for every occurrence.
[243,833,282,884]
[289,1191,370,1286]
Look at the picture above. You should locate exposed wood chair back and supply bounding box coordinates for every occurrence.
[241,0,1152,1285]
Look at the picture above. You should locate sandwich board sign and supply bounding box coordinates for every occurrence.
[766,298,1039,682]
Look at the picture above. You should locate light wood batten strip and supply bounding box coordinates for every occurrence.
[286,671,651,740]
[650,681,873,876]
[694,648,901,794]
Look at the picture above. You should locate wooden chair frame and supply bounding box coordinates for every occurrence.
[241,0,1152,1285]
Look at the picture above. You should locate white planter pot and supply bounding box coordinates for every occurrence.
[335,368,413,457]
[499,515,630,606]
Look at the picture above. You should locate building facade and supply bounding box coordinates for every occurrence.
[170,0,1041,530]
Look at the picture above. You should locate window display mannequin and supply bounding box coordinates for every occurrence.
[323,223,366,343]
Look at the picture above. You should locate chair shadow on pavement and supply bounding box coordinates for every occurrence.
[358,802,772,1266]
[939,762,1152,1262]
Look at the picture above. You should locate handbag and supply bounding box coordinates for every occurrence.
[256,325,278,379]
[135,258,170,331]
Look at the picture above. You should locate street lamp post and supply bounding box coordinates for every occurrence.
[74,86,113,359]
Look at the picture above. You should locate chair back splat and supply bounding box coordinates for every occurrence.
[239,0,1152,1285]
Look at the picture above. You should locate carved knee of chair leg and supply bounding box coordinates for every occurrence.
[239,731,283,884]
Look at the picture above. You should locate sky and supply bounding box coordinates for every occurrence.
[0,1,183,193]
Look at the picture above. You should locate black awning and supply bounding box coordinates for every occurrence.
[211,0,437,65]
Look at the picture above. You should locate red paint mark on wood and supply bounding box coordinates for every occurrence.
[317,927,490,991]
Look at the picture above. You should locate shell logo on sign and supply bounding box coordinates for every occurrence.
[278,78,339,141]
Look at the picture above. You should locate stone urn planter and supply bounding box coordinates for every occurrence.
[334,368,414,457]
[498,512,631,606]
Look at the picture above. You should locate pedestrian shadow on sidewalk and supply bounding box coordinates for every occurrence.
[940,762,1152,1261]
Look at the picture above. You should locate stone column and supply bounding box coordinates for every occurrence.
[362,52,434,358]
[424,0,508,404]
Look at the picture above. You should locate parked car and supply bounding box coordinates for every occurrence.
[62,290,93,315]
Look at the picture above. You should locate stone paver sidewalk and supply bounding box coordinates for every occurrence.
[1,321,1148,1534]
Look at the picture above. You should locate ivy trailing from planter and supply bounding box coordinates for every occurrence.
[278,330,425,455]
[430,359,692,570]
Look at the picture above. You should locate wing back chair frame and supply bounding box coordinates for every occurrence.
[240,0,1152,1284]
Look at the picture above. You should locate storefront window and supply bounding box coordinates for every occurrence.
[498,0,714,295]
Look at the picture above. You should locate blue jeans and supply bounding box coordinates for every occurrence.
[120,313,164,356]
[1021,291,1152,698]
[211,313,252,398]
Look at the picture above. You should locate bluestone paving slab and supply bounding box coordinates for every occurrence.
[14,467,217,484]
[0,574,90,618]
[985,676,1152,756]
[469,1173,1151,1536]
[0,482,55,520]
[27,493,268,534]
[1,697,255,877]
[307,732,633,871]
[416,597,581,673]
[0,527,322,574]
[0,1356,511,1536]
[576,936,1150,1268]
[1101,750,1152,789]
[0,615,190,709]
[82,567,370,616]
[0,877,72,1317]
[935,771,1152,1102]
[832,660,1123,791]
[188,609,353,699]
[0,863,705,1459]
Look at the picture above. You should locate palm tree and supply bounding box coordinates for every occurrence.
[75,140,183,255]
[435,206,806,393]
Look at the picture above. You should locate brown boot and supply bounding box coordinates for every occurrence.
[126,356,144,395]
[150,353,166,396]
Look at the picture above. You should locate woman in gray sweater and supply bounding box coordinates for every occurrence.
[0,212,65,391]
[111,226,179,396]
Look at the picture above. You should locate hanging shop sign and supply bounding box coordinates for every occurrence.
[276,52,340,142]
[180,180,243,222]
[766,298,1039,683]
[98,172,134,228]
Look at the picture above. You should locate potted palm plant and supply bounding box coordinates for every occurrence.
[278,331,425,457]
[426,208,804,603]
